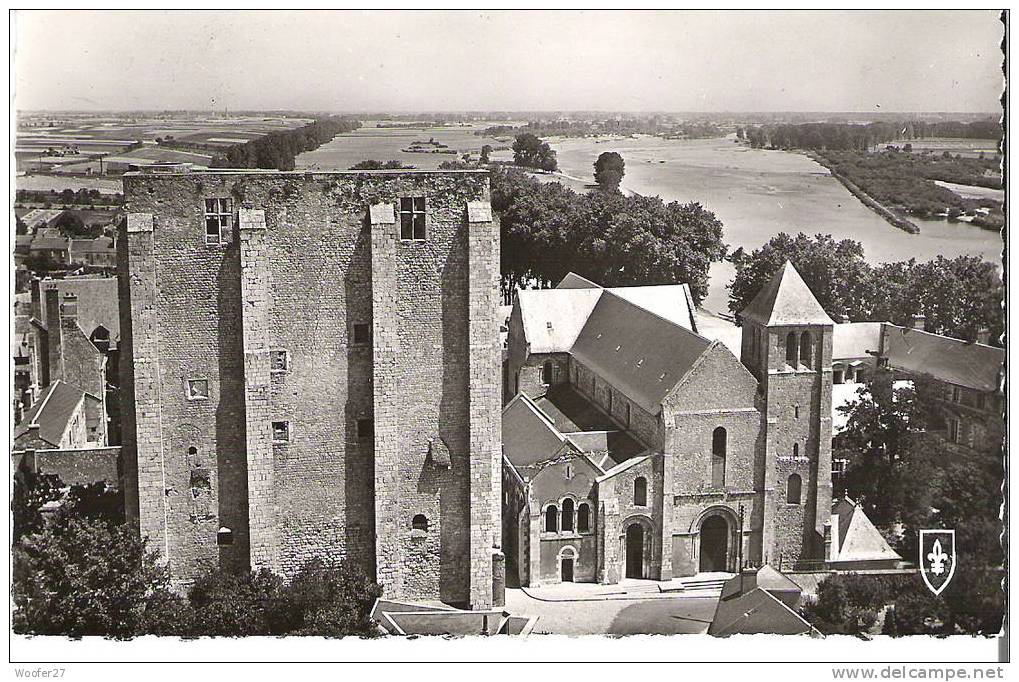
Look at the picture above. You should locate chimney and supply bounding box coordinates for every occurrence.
[60,293,78,321]
[44,289,61,384]
[911,314,925,330]
[976,328,991,345]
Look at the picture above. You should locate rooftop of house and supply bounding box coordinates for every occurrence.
[719,564,803,603]
[13,380,88,447]
[36,276,121,342]
[708,586,820,637]
[69,236,116,254]
[740,261,835,327]
[880,324,1003,393]
[30,236,70,251]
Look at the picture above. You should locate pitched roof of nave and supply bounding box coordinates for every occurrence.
[740,260,835,327]
[515,273,698,356]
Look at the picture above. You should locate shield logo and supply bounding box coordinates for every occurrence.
[919,529,957,596]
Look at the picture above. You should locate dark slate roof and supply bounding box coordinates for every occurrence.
[881,324,1003,393]
[740,261,835,326]
[571,290,713,413]
[533,384,618,432]
[502,393,569,470]
[709,587,819,637]
[13,380,85,446]
[38,277,121,343]
[30,236,70,251]
[69,236,115,254]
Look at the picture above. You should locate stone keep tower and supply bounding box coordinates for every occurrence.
[739,262,834,569]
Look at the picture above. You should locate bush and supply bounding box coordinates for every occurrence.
[284,560,384,637]
[188,569,292,636]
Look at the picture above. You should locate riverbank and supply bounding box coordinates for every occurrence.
[806,152,920,234]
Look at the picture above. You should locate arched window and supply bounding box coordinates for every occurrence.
[785,331,798,366]
[542,360,553,385]
[561,498,575,532]
[799,331,813,368]
[90,325,111,353]
[787,474,802,505]
[634,477,647,507]
[712,426,727,488]
[792,442,799,458]
[545,505,558,533]
[577,503,590,533]
[412,514,428,531]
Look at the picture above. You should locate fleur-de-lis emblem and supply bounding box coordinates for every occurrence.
[927,539,949,575]
[919,530,957,596]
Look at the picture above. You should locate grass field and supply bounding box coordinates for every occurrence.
[880,137,1001,158]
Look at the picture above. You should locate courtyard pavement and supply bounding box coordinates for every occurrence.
[505,574,732,636]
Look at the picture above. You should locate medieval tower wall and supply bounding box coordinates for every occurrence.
[119,169,500,608]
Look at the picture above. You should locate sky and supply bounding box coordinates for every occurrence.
[13,10,1004,113]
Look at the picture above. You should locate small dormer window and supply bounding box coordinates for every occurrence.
[399,197,426,240]
[615,345,621,352]
[658,372,667,381]
[636,358,644,367]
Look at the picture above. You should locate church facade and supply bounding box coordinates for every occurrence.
[502,264,834,585]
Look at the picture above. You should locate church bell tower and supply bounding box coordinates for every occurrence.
[739,261,834,569]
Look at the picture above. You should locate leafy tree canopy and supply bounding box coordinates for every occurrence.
[593,151,625,192]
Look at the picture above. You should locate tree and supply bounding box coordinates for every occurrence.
[13,515,168,637]
[187,568,293,636]
[55,211,101,238]
[283,560,384,637]
[12,469,62,543]
[480,144,493,164]
[512,133,557,172]
[728,232,878,323]
[593,151,625,192]
[871,256,1003,346]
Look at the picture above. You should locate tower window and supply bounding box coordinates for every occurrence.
[794,405,800,419]
[270,350,289,373]
[792,442,799,458]
[399,197,426,240]
[412,514,429,532]
[578,503,591,533]
[712,426,727,488]
[799,331,813,368]
[626,403,631,427]
[545,505,558,533]
[186,378,209,400]
[272,421,291,443]
[561,498,575,532]
[217,527,234,546]
[634,476,647,507]
[204,198,233,245]
[787,474,802,505]
[785,331,798,367]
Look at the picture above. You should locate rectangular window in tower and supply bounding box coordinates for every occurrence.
[185,378,209,400]
[947,417,960,444]
[399,197,426,240]
[269,350,289,373]
[272,421,291,443]
[204,198,233,245]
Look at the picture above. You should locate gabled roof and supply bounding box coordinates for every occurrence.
[830,497,902,563]
[13,380,88,446]
[720,565,802,604]
[880,324,1003,393]
[571,290,713,413]
[30,236,70,251]
[502,393,569,470]
[69,236,115,254]
[555,272,698,332]
[740,261,835,326]
[833,322,884,360]
[708,587,820,637]
[517,288,602,354]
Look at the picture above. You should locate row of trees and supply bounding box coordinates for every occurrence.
[210,117,361,171]
[12,472,383,638]
[492,166,727,304]
[727,233,1003,346]
[742,119,1002,152]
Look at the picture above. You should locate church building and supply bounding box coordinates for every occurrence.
[502,263,835,585]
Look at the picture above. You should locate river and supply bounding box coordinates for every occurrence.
[298,131,1003,314]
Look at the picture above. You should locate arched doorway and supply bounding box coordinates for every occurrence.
[625,524,644,579]
[559,546,577,583]
[699,515,730,572]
